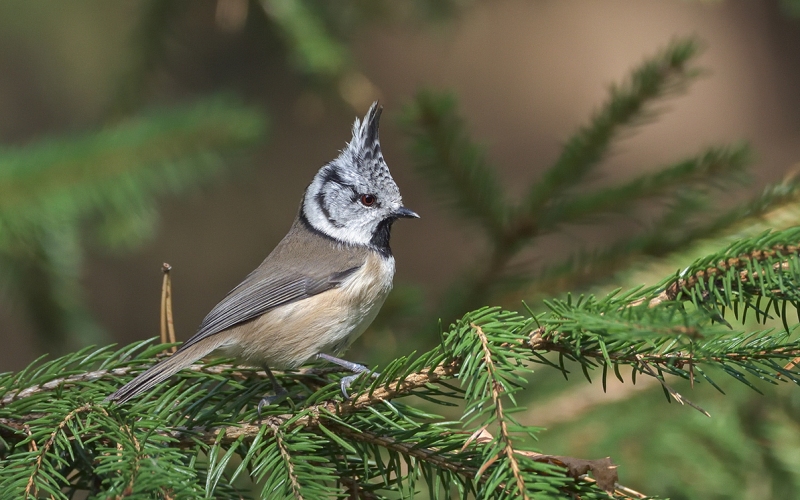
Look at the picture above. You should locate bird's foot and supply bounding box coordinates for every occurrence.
[339,371,380,400]
[315,353,380,399]
[257,386,289,416]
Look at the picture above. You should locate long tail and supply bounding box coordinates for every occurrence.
[105,341,219,405]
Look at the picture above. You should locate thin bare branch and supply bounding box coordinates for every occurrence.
[160,263,177,353]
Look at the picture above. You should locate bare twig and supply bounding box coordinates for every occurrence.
[161,263,177,353]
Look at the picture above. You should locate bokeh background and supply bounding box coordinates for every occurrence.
[2,1,800,498]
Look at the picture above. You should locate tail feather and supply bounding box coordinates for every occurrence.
[105,342,218,404]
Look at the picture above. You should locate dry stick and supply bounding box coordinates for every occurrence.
[473,323,530,500]
[161,263,177,353]
[160,264,169,346]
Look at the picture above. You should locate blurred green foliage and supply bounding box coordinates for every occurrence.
[0,97,266,353]
[1,2,800,499]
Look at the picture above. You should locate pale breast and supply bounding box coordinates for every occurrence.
[216,252,395,369]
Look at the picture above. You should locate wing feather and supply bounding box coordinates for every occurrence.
[179,266,360,352]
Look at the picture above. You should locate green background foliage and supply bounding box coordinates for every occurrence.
[2,1,800,499]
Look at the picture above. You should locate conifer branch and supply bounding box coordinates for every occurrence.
[24,403,96,498]
[269,424,305,500]
[662,242,800,302]
[401,91,508,238]
[473,323,529,499]
[525,328,800,372]
[168,360,460,446]
[5,228,800,498]
[526,37,701,214]
[0,363,343,406]
[540,144,750,229]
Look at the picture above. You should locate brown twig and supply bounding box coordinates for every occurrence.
[161,263,177,353]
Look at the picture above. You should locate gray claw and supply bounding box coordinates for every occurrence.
[339,372,380,399]
[257,387,288,416]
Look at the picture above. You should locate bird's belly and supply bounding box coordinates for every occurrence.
[218,253,394,369]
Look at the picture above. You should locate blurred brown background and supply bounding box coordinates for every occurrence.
[1,0,799,371]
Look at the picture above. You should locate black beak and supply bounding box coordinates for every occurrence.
[394,206,420,219]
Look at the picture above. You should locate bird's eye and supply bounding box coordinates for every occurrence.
[360,194,376,207]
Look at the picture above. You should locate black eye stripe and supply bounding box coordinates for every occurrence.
[322,167,358,195]
[314,190,344,228]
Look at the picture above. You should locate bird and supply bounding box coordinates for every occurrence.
[106,102,418,410]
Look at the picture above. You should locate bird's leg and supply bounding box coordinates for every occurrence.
[316,353,379,399]
[257,365,289,415]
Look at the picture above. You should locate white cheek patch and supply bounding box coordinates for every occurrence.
[303,184,374,247]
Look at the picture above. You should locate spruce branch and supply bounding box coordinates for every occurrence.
[402,38,760,321]
[657,236,800,304]
[166,360,460,447]
[24,403,96,498]
[0,96,267,353]
[259,0,348,77]
[540,144,751,229]
[524,172,800,300]
[6,227,800,498]
[269,424,305,500]
[473,323,529,499]
[526,37,702,214]
[400,90,509,238]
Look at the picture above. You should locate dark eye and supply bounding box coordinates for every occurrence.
[360,194,376,207]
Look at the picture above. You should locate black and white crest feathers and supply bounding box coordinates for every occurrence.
[343,102,394,192]
[301,102,407,250]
